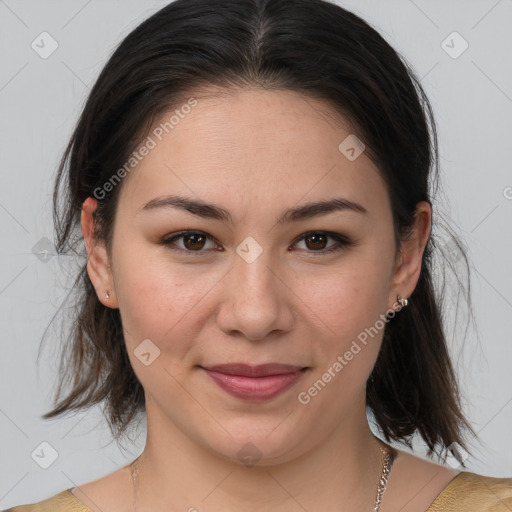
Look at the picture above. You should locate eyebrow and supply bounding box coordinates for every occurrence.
[139,194,367,224]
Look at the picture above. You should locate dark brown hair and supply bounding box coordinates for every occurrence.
[41,0,475,458]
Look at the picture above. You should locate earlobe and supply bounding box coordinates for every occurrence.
[81,197,118,308]
[388,201,431,307]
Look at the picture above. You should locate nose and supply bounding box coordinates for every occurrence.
[215,246,295,342]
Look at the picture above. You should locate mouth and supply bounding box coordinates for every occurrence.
[200,363,309,401]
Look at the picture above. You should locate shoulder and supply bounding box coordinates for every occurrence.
[428,471,512,511]
[2,464,133,512]
[1,489,91,512]
[382,447,512,512]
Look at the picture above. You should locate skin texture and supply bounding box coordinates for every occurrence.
[77,88,457,511]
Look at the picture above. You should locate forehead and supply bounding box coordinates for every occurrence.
[118,87,388,216]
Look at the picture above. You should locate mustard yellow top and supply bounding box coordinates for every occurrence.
[3,472,512,511]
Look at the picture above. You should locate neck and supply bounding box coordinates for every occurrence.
[131,399,389,511]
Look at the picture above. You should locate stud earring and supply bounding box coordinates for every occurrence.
[397,295,408,308]
[105,290,112,299]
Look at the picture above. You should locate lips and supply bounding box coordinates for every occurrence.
[203,363,305,377]
[200,363,308,401]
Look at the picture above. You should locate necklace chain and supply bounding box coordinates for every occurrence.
[130,444,395,511]
[373,445,396,511]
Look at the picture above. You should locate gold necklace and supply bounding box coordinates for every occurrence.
[130,444,396,511]
[373,445,396,511]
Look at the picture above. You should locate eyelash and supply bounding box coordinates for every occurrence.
[158,230,353,256]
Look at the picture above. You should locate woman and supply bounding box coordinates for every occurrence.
[4,0,512,510]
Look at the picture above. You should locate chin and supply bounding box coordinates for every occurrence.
[199,418,315,468]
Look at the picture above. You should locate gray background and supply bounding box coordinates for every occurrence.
[1,0,511,507]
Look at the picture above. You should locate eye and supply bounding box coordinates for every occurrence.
[159,231,221,255]
[291,231,352,254]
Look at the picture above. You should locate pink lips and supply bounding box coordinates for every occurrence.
[201,363,308,401]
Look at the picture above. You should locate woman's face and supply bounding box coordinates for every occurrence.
[84,87,427,465]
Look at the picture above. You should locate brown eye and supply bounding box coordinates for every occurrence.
[160,231,219,254]
[182,233,207,250]
[293,231,352,255]
[304,233,328,251]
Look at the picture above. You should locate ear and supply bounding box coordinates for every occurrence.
[81,197,118,308]
[388,201,431,308]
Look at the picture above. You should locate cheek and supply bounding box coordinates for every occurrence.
[112,250,222,400]
[111,239,218,352]
[298,254,393,339]
[295,291,385,421]
[293,250,394,403]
